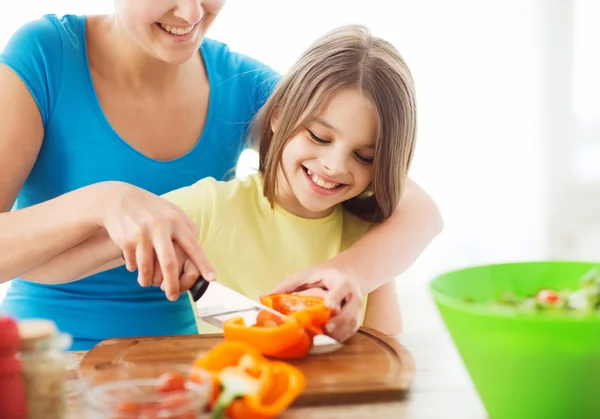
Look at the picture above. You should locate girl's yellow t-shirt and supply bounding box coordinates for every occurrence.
[162,174,372,333]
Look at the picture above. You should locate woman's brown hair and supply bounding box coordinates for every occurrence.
[251,24,417,223]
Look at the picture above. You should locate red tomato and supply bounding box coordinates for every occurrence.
[157,372,186,393]
[538,289,560,304]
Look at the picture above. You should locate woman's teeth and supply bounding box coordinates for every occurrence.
[159,23,194,35]
[306,169,340,190]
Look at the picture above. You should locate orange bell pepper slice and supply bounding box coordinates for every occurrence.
[223,317,308,357]
[191,341,305,419]
[226,360,306,419]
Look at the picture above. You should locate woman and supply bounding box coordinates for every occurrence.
[0,0,442,350]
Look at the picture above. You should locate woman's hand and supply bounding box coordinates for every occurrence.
[149,243,205,295]
[99,182,215,301]
[265,264,364,342]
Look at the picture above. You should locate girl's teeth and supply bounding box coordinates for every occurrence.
[159,23,194,35]
[306,169,339,189]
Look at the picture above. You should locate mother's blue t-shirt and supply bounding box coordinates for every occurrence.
[0,14,279,350]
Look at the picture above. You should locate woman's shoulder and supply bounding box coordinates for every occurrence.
[2,14,85,53]
[0,14,86,126]
[200,38,279,77]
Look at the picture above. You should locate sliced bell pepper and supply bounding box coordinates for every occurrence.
[226,360,306,419]
[223,317,308,357]
[191,341,305,419]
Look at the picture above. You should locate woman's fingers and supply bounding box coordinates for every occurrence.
[172,205,200,238]
[135,232,155,288]
[152,229,180,301]
[173,223,215,281]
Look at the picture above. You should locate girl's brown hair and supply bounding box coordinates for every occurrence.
[251,25,417,223]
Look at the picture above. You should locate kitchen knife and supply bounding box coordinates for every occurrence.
[189,277,342,354]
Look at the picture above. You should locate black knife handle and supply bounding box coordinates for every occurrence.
[189,277,210,302]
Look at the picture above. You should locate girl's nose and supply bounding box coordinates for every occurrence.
[322,153,348,176]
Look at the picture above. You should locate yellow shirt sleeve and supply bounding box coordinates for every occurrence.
[160,177,219,245]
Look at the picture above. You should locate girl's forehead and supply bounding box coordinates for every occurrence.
[311,88,378,146]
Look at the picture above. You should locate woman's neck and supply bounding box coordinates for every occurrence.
[89,15,199,93]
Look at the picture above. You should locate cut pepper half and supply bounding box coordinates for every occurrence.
[223,294,333,359]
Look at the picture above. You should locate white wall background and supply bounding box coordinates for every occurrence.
[1,0,598,333]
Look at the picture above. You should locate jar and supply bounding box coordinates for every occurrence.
[82,363,213,419]
[17,319,72,419]
[0,315,27,419]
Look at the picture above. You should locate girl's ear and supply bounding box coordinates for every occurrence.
[270,107,280,133]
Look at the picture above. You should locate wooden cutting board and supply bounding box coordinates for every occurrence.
[78,327,414,406]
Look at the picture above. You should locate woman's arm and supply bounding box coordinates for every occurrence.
[0,64,110,282]
[332,178,442,295]
[0,183,120,283]
[362,280,402,335]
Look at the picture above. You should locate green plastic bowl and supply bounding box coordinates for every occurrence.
[430,261,600,419]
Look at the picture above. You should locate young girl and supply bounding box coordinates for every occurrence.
[20,24,417,338]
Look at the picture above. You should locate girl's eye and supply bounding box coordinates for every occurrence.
[355,153,374,164]
[307,130,329,144]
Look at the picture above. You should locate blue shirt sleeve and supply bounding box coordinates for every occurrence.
[0,15,63,127]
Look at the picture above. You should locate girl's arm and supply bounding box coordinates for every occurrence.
[19,229,124,283]
[362,280,402,335]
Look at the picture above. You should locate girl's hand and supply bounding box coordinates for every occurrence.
[265,264,364,342]
[99,182,215,301]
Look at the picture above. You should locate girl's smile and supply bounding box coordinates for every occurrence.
[301,165,348,195]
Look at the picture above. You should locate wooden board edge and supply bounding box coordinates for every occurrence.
[356,327,416,391]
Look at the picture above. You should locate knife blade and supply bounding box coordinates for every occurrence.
[189,277,342,354]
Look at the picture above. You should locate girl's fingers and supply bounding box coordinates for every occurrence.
[151,256,163,287]
[322,278,354,312]
[325,295,362,341]
[179,259,201,292]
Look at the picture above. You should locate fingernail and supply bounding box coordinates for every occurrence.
[168,293,178,301]
[325,299,338,311]
[205,272,216,281]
